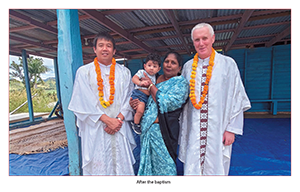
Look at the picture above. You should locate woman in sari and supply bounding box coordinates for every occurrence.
[131,52,189,175]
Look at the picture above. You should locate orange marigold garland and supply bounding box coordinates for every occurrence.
[94,57,116,108]
[189,48,216,110]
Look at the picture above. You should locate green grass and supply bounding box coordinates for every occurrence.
[9,78,58,114]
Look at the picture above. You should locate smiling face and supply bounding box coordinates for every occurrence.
[93,38,116,65]
[192,27,215,59]
[163,53,181,79]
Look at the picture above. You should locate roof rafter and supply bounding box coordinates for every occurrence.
[165,10,190,54]
[9,9,291,60]
[9,10,58,35]
[266,26,291,47]
[9,25,36,32]
[10,35,56,51]
[9,47,55,59]
[80,9,154,53]
[225,10,254,52]
[101,9,138,15]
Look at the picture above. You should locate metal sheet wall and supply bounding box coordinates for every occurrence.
[226,44,291,112]
[126,44,291,113]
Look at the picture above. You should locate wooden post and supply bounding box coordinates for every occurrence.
[57,9,83,175]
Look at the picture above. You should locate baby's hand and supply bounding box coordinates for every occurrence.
[140,80,150,87]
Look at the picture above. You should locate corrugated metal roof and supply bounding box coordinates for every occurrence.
[79,18,111,34]
[117,43,140,51]
[9,18,26,28]
[114,37,128,43]
[246,15,291,27]
[143,39,165,48]
[160,31,177,37]
[175,9,213,21]
[234,37,273,45]
[214,23,238,31]
[106,12,146,30]
[9,39,21,46]
[9,9,291,61]
[10,32,40,43]
[133,9,170,26]
[239,24,290,38]
[16,9,57,23]
[216,9,245,17]
[13,28,56,41]
[135,33,161,41]
[163,37,182,46]
[215,32,234,41]
[213,41,227,47]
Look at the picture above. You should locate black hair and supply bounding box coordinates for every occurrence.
[93,32,116,50]
[163,51,183,67]
[144,53,161,66]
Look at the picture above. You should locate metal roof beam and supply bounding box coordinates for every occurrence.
[80,9,154,53]
[9,25,35,32]
[10,35,56,51]
[119,48,144,53]
[92,10,289,34]
[9,10,58,35]
[244,21,291,30]
[143,35,178,42]
[266,26,291,47]
[46,14,90,26]
[248,10,291,21]
[101,9,138,15]
[225,10,254,52]
[231,38,290,49]
[9,47,55,58]
[165,10,190,54]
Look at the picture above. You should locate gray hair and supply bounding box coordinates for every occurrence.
[191,23,215,41]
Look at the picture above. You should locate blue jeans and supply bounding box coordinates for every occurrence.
[131,89,149,104]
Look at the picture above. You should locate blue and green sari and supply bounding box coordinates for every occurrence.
[137,76,189,175]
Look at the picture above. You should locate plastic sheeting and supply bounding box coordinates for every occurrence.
[9,147,69,176]
[9,118,291,176]
[229,118,291,175]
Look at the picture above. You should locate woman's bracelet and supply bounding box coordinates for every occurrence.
[148,83,154,91]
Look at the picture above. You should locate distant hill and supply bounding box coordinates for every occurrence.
[44,77,56,82]
[38,78,56,91]
[9,77,57,92]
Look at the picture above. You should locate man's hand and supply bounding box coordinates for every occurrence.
[100,115,123,134]
[104,127,116,135]
[222,131,235,146]
[107,118,122,131]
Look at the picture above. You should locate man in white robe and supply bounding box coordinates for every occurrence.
[179,23,251,175]
[68,32,136,175]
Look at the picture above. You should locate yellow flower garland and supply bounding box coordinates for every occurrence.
[189,48,215,110]
[94,57,116,108]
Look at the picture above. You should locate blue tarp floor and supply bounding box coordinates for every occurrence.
[9,118,291,176]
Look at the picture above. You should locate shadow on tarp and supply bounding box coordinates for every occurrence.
[9,118,291,176]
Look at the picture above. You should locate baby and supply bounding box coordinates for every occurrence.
[131,53,161,134]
